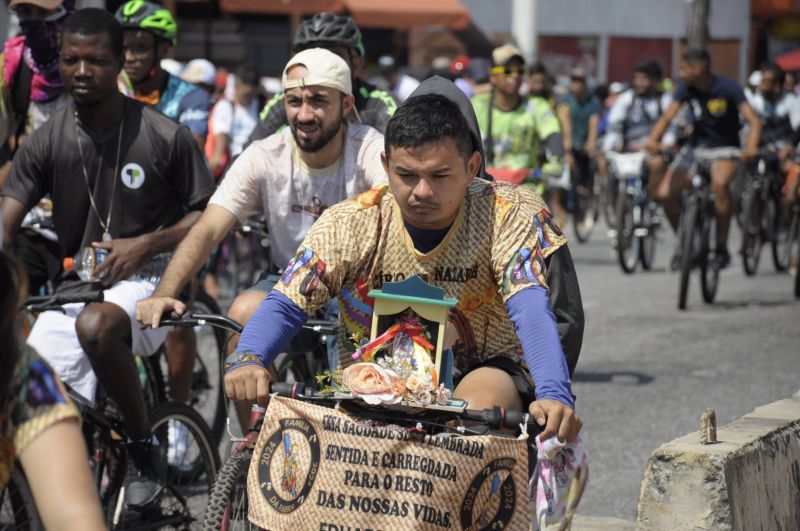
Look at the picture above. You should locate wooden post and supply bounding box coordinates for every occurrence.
[687,0,710,50]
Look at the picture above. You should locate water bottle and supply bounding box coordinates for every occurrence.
[137,253,171,285]
[63,247,109,282]
[63,247,171,284]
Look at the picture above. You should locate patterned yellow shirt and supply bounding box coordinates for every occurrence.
[0,346,80,489]
[276,178,567,373]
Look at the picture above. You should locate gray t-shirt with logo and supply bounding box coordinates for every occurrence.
[2,98,214,262]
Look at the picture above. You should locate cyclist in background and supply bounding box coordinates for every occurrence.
[223,77,583,442]
[0,0,75,188]
[115,0,211,148]
[0,9,214,510]
[748,62,800,171]
[561,68,601,219]
[248,12,396,143]
[646,49,762,267]
[136,49,388,407]
[471,44,567,225]
[207,64,261,179]
[603,60,675,199]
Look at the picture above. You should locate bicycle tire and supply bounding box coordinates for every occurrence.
[108,403,220,530]
[678,198,699,310]
[615,193,638,273]
[741,188,762,276]
[0,463,42,529]
[771,199,792,272]
[639,202,657,270]
[700,212,721,304]
[202,449,256,531]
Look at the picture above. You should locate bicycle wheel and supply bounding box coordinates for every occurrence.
[202,450,256,531]
[700,212,721,304]
[639,202,657,270]
[190,289,227,447]
[615,193,638,273]
[678,199,699,310]
[771,199,792,272]
[109,403,220,530]
[741,188,762,276]
[0,463,42,530]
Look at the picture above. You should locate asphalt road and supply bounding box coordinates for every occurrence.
[566,218,800,519]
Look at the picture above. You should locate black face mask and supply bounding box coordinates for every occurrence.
[19,17,65,70]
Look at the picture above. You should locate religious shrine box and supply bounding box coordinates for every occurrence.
[368,275,457,388]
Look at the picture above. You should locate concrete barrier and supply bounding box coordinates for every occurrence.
[636,391,800,530]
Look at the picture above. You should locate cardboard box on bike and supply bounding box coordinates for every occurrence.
[247,395,532,530]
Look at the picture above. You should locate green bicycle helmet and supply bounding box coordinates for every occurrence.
[293,12,365,57]
[115,0,177,46]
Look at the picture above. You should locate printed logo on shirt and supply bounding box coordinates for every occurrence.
[707,98,728,116]
[121,163,146,189]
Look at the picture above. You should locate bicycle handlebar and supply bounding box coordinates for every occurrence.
[155,312,338,336]
[22,291,105,310]
[266,382,541,433]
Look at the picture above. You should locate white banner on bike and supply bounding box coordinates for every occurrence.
[248,396,532,530]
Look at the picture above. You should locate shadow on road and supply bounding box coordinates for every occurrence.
[698,298,800,311]
[573,371,654,385]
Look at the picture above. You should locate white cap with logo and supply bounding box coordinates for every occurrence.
[282,48,352,96]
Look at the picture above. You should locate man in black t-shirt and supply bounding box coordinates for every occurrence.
[0,9,214,511]
[646,49,761,267]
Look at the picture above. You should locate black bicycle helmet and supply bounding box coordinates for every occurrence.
[292,12,365,57]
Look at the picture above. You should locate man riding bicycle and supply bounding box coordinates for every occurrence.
[114,0,211,148]
[137,50,387,394]
[471,44,568,226]
[603,60,675,199]
[748,62,800,170]
[0,9,214,511]
[223,77,584,443]
[646,49,762,267]
[248,12,396,144]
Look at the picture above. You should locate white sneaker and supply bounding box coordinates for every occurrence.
[167,419,192,471]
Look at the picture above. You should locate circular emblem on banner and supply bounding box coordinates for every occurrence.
[120,163,145,189]
[460,457,517,530]
[257,418,321,514]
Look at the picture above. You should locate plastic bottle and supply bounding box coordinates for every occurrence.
[63,247,109,282]
[63,247,171,284]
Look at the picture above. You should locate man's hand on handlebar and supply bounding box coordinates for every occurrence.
[224,364,273,407]
[741,146,758,162]
[529,399,582,442]
[136,296,186,329]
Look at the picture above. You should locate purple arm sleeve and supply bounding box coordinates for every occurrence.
[506,286,575,408]
[226,291,307,373]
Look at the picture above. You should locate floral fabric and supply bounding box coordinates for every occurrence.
[531,434,589,529]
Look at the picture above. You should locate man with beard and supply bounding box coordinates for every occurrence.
[136,49,387,386]
[114,0,210,147]
[0,8,214,510]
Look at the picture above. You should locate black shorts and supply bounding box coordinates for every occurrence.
[454,356,537,409]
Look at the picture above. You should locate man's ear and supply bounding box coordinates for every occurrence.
[156,41,170,61]
[467,151,481,177]
[342,94,355,117]
[381,150,390,176]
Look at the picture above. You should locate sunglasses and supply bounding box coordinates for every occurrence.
[490,65,527,77]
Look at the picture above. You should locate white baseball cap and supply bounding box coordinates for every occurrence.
[282,48,352,96]
[182,59,216,86]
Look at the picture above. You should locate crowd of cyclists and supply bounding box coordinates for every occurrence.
[0,0,798,528]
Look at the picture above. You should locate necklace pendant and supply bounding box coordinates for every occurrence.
[102,231,112,242]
